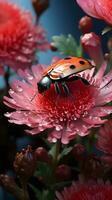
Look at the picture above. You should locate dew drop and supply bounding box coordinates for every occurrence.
[24,112,28,117]
[5,112,12,117]
[39,126,44,131]
[28,75,33,80]
[60,117,63,122]
[56,125,61,131]
[17,86,23,92]
[52,138,57,143]
[74,117,77,120]
[9,89,14,94]
[27,123,31,127]
[11,99,16,104]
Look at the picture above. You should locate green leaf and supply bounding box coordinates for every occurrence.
[30,185,55,200]
[49,143,58,160]
[58,146,73,160]
[34,162,52,185]
[52,34,82,56]
[29,184,42,200]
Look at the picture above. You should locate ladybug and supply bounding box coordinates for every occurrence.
[37,57,94,94]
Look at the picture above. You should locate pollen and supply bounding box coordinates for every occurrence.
[37,79,96,124]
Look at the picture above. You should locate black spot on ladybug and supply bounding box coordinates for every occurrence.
[69,65,76,69]
[64,57,71,60]
[79,60,85,65]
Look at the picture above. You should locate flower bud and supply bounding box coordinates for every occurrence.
[81,32,104,68]
[79,16,93,34]
[0,174,27,199]
[71,144,85,158]
[81,155,104,180]
[0,175,17,193]
[32,0,49,17]
[56,164,71,181]
[35,147,51,164]
[50,43,58,51]
[14,146,37,182]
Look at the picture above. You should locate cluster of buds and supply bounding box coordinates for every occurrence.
[14,146,37,183]
[56,164,71,181]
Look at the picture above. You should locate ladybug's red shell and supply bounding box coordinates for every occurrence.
[43,57,93,80]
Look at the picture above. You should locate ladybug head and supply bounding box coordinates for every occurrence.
[37,76,52,93]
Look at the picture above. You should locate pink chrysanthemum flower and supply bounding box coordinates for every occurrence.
[3,60,112,144]
[0,1,49,71]
[97,120,112,165]
[76,0,112,25]
[56,180,112,200]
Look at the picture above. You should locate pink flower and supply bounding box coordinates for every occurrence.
[97,120,112,165]
[81,32,104,67]
[76,0,112,25]
[3,59,112,144]
[56,180,112,200]
[0,1,49,71]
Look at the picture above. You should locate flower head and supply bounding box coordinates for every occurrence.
[0,1,49,71]
[76,0,112,25]
[97,120,112,165]
[3,59,112,144]
[81,32,104,67]
[56,180,112,200]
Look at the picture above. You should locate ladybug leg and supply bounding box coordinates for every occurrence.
[62,82,70,95]
[54,82,61,94]
[80,77,90,85]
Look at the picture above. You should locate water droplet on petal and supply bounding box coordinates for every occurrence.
[74,117,77,120]
[17,86,23,92]
[9,89,14,94]
[52,138,57,143]
[24,112,28,117]
[27,123,31,127]
[56,125,62,131]
[5,112,12,117]
[39,126,44,131]
[60,117,63,122]
[28,75,33,80]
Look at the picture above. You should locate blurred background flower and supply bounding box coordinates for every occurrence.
[76,0,112,25]
[56,180,112,200]
[0,1,49,71]
[97,120,112,166]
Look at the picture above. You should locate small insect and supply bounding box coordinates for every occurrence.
[37,56,94,95]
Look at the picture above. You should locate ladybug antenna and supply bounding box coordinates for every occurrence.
[30,91,38,102]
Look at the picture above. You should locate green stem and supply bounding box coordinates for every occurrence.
[54,141,61,166]
[52,140,61,183]
[20,181,30,200]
